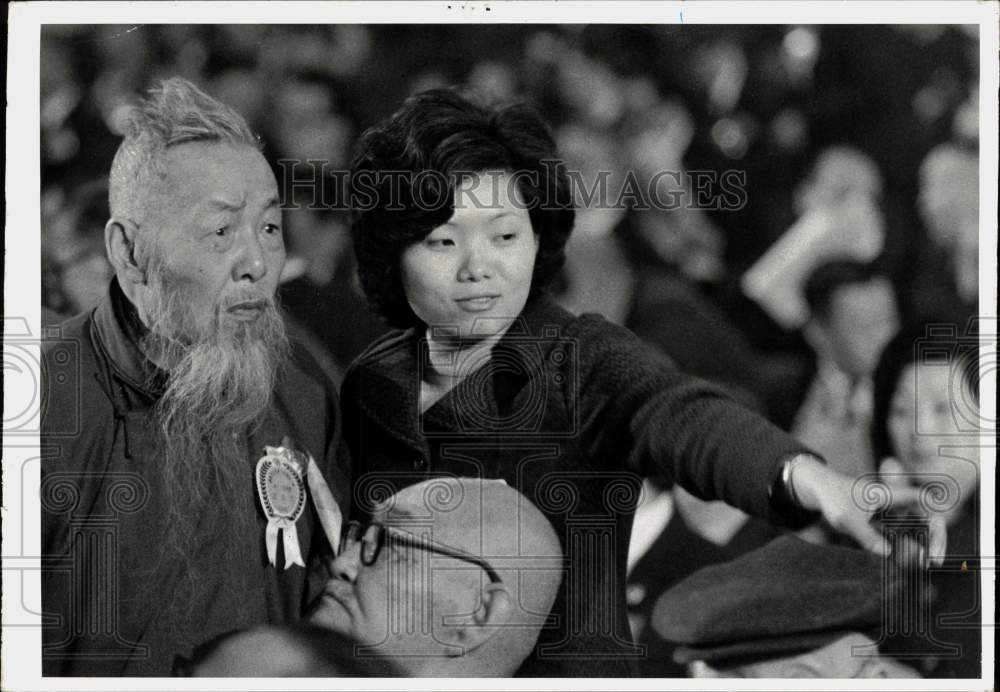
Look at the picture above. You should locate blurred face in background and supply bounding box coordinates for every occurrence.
[816,278,899,378]
[887,360,980,518]
[400,171,539,342]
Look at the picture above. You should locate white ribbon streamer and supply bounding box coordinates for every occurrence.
[264,517,305,569]
[306,454,343,555]
[265,520,279,566]
[282,519,305,568]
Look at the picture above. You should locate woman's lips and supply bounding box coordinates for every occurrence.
[455,294,500,312]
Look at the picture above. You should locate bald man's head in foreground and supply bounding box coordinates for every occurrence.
[189,477,563,677]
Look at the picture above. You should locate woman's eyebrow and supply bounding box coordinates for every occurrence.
[442,209,518,227]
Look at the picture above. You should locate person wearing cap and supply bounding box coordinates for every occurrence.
[651,534,922,678]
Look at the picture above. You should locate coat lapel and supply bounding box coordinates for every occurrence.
[349,330,427,452]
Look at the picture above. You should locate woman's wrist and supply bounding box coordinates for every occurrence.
[768,453,825,527]
[786,454,830,510]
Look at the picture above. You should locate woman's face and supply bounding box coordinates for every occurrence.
[887,361,980,508]
[400,170,539,341]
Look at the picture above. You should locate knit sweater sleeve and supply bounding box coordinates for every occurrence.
[569,313,809,523]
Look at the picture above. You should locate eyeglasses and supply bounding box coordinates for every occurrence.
[339,520,502,584]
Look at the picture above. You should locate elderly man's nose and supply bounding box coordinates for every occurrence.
[329,544,361,583]
[233,230,268,282]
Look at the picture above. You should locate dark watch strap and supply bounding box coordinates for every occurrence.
[768,453,823,529]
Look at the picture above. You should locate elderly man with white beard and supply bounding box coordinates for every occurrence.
[40,77,350,676]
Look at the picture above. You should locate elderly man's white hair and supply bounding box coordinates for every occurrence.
[108,76,261,224]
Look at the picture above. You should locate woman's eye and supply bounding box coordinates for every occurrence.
[497,232,518,243]
[426,237,454,248]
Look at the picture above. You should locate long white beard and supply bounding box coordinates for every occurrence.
[139,255,291,578]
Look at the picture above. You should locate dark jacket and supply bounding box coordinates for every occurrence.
[40,280,351,676]
[341,296,809,677]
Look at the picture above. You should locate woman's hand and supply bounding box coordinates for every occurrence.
[788,455,947,567]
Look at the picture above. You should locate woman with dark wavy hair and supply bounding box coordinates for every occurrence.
[336,88,938,677]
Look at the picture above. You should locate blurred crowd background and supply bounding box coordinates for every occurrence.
[41,25,979,344]
[39,23,983,677]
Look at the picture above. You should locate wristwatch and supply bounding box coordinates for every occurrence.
[768,453,823,529]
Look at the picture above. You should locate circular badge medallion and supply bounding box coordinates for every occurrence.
[255,445,308,568]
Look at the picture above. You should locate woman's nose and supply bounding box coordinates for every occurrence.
[457,242,492,282]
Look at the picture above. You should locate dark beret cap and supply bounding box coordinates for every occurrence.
[652,535,889,664]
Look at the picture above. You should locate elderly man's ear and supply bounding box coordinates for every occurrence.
[105,218,146,285]
[447,582,512,653]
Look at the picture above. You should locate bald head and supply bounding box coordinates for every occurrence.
[378,477,559,578]
[309,477,563,676]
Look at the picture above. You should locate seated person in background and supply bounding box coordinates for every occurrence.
[794,261,900,480]
[910,143,978,318]
[651,534,922,678]
[187,477,564,677]
[871,322,982,678]
[741,145,887,331]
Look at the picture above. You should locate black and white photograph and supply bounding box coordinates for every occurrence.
[3,2,996,688]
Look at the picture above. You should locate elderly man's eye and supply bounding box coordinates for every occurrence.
[263,223,281,235]
[214,227,228,237]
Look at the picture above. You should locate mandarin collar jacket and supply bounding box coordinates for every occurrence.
[40,279,350,676]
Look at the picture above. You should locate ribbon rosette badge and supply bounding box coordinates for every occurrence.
[256,445,308,569]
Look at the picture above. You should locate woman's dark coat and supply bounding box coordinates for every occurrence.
[341,297,809,677]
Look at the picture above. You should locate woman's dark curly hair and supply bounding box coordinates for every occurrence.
[349,88,575,328]
[871,320,980,463]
